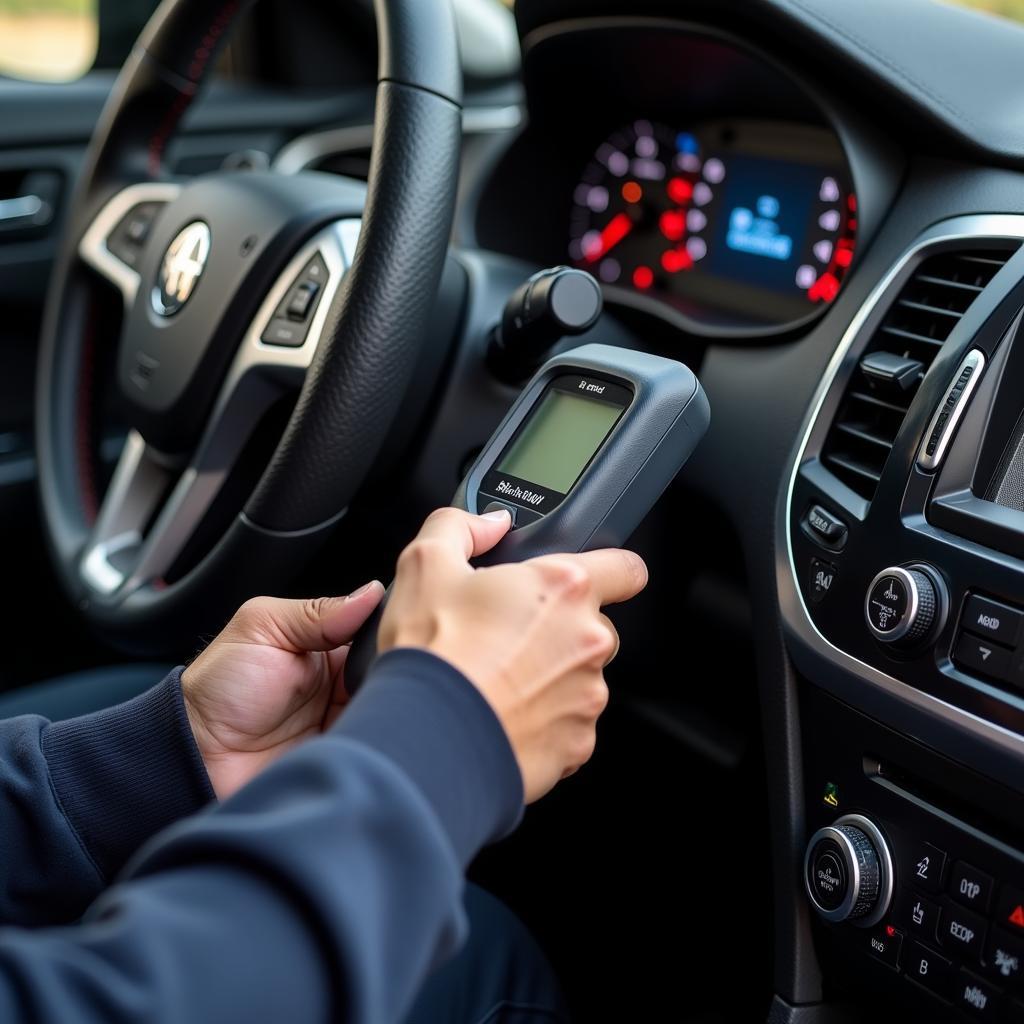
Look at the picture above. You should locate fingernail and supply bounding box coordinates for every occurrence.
[481,509,511,523]
[348,580,380,598]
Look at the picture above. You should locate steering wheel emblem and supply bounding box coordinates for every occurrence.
[152,221,210,316]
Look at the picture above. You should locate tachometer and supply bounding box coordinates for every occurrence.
[568,120,718,293]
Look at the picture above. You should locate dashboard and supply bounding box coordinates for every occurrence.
[567,118,855,328]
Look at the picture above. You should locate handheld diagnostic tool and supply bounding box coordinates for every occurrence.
[345,343,710,688]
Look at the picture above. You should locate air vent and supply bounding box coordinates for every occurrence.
[821,247,1016,501]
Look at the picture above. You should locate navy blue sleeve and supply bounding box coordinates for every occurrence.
[0,648,524,1024]
[0,669,214,927]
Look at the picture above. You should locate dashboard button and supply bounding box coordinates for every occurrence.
[802,504,847,549]
[941,903,988,960]
[261,318,307,347]
[866,923,903,970]
[897,888,941,940]
[954,632,1013,681]
[905,940,952,997]
[808,558,838,604]
[905,840,947,894]
[951,861,994,913]
[480,500,518,527]
[953,968,999,1018]
[996,885,1024,937]
[962,594,1024,648]
[983,930,1024,987]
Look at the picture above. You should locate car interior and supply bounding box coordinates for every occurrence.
[6,0,1024,1019]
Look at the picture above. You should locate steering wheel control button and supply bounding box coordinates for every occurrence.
[286,281,319,320]
[953,968,998,1019]
[961,594,1024,648]
[906,940,953,997]
[804,815,893,927]
[905,840,946,894]
[865,566,938,645]
[865,923,903,970]
[481,500,518,527]
[954,632,1012,681]
[951,861,994,913]
[108,201,165,267]
[801,503,848,550]
[941,904,988,960]
[808,558,838,604]
[261,318,307,347]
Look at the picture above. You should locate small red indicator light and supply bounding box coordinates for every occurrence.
[621,181,642,204]
[885,925,896,937]
[808,272,840,304]
[835,248,854,268]
[661,249,693,273]
[1009,905,1024,928]
[667,177,693,205]
[632,266,654,290]
[659,209,686,241]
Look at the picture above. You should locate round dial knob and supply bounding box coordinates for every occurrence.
[804,814,894,927]
[865,565,939,644]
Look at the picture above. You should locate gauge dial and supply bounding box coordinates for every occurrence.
[568,120,717,294]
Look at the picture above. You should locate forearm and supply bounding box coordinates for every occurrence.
[0,650,522,1024]
[0,670,214,926]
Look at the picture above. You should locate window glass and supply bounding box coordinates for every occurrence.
[0,0,98,82]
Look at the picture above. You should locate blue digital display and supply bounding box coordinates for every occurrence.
[703,155,826,292]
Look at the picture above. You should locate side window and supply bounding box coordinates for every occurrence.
[0,0,158,83]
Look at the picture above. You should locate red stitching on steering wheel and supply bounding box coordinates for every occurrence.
[146,0,240,178]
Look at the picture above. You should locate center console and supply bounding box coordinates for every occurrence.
[780,215,1024,1020]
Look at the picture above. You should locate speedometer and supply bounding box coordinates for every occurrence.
[568,120,718,292]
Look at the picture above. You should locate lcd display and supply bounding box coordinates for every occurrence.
[498,387,623,494]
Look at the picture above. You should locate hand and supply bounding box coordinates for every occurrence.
[181,582,384,800]
[379,507,647,803]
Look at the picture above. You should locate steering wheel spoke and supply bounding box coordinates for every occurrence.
[78,183,182,306]
[78,218,361,601]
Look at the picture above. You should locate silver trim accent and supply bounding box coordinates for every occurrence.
[78,218,360,598]
[781,215,1024,760]
[803,814,894,928]
[918,348,986,471]
[78,182,183,306]
[865,566,920,643]
[272,104,523,175]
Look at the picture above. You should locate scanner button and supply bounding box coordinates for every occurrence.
[481,500,517,527]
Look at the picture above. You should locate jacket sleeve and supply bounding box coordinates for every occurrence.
[0,649,524,1024]
[0,668,215,927]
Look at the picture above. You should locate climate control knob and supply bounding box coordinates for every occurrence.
[804,814,894,927]
[865,565,940,645]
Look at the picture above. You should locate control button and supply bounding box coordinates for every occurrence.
[951,861,995,913]
[286,281,319,320]
[955,632,1013,681]
[898,888,941,940]
[984,930,1024,986]
[804,815,893,926]
[808,558,838,604]
[866,923,903,970]
[802,504,848,550]
[108,201,163,266]
[905,840,947,894]
[905,940,953,997]
[260,318,308,348]
[962,595,1024,648]
[481,500,518,527]
[941,903,988,960]
[953,967,999,1018]
[865,566,939,645]
[995,885,1024,936]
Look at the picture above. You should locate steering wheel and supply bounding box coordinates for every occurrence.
[35,0,462,652]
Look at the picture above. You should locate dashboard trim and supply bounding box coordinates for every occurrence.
[780,214,1024,773]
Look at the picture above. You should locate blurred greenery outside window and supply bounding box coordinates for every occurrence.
[0,0,1022,84]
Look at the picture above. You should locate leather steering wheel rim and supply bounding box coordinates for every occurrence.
[35,0,462,652]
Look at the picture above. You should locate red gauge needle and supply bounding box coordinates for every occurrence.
[584,212,633,263]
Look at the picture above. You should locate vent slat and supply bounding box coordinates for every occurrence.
[820,245,1017,502]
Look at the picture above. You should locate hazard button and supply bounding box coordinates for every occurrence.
[995,884,1024,934]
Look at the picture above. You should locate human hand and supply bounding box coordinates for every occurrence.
[379,507,647,802]
[181,583,384,800]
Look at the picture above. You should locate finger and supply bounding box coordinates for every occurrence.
[560,549,649,606]
[414,506,512,562]
[239,583,385,653]
[598,612,620,666]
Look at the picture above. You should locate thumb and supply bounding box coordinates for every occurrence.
[234,582,385,653]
